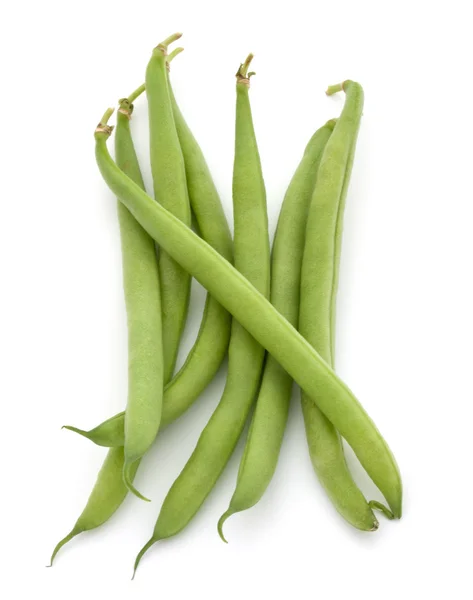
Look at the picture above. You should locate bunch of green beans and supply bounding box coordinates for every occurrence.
[50,33,402,575]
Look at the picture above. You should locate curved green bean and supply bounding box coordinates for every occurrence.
[300,80,392,530]
[133,54,270,574]
[218,119,336,541]
[120,34,190,498]
[112,94,164,502]
[95,108,402,520]
[146,34,192,388]
[330,85,358,359]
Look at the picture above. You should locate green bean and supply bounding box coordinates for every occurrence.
[95,106,402,520]
[146,35,192,386]
[51,69,233,562]
[330,85,359,359]
[109,93,164,503]
[218,119,335,541]
[49,447,138,566]
[300,80,393,530]
[133,54,270,574]
[120,34,192,498]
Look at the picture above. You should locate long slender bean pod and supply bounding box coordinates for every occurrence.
[146,34,192,387]
[329,86,358,359]
[94,107,402,519]
[113,94,163,502]
[218,119,336,541]
[300,81,387,530]
[133,54,270,574]
[120,34,192,498]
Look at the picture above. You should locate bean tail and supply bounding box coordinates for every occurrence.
[132,537,158,579]
[48,527,82,566]
[369,501,395,520]
[123,460,150,502]
[217,510,234,543]
[61,425,94,441]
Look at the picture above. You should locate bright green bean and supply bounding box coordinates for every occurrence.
[112,95,164,502]
[133,54,270,574]
[120,35,192,498]
[300,80,393,530]
[330,89,358,359]
[218,119,336,541]
[146,35,192,386]
[95,107,402,520]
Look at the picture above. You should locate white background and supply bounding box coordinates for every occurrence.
[1,0,472,597]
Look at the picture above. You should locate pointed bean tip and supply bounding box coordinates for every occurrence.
[133,537,157,577]
[217,510,234,543]
[123,463,151,502]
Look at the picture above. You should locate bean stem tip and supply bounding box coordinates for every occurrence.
[155,32,183,55]
[326,82,345,96]
[95,108,115,137]
[168,47,184,63]
[236,54,255,86]
[126,84,146,104]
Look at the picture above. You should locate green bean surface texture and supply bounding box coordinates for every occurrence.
[95,104,402,519]
[133,54,270,574]
[300,81,382,530]
[146,35,192,387]
[218,119,336,541]
[113,96,164,502]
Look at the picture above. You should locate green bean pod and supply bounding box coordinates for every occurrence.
[146,35,192,384]
[133,54,270,574]
[95,106,402,520]
[330,93,358,358]
[218,119,335,541]
[120,35,192,497]
[115,96,165,500]
[300,80,392,530]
